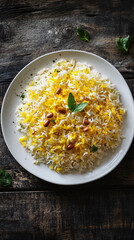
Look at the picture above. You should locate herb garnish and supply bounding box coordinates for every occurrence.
[68,93,76,111]
[117,35,130,53]
[68,93,88,112]
[90,145,98,153]
[51,119,56,125]
[0,170,12,187]
[21,94,25,100]
[77,27,90,42]
[54,69,60,73]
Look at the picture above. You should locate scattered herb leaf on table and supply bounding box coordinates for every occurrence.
[117,35,130,53]
[0,170,12,187]
[77,27,90,42]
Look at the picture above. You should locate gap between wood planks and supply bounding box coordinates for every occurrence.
[1,185,134,193]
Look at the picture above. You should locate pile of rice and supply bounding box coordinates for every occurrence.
[16,59,126,173]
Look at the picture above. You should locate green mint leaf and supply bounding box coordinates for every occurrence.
[0,170,12,187]
[77,27,90,42]
[54,69,60,73]
[73,102,88,112]
[68,93,88,112]
[117,35,130,53]
[68,93,76,111]
[51,119,56,125]
[21,94,25,100]
[90,145,98,153]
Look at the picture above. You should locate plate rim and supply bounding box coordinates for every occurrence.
[1,49,134,185]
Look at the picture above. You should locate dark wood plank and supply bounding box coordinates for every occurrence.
[0,0,134,83]
[0,190,134,240]
[0,0,133,18]
[0,1,134,239]
[127,79,134,97]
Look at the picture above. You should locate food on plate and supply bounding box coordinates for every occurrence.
[16,59,126,173]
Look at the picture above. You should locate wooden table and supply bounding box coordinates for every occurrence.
[0,1,134,239]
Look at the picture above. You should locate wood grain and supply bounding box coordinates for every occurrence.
[0,0,134,239]
[0,190,134,240]
[0,0,133,17]
[0,1,134,83]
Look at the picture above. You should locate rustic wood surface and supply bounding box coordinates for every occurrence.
[0,0,134,239]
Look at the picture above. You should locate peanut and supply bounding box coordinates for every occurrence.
[56,88,62,94]
[46,113,53,118]
[83,127,89,132]
[84,96,90,101]
[44,119,50,127]
[58,108,66,114]
[84,118,89,125]
[32,131,36,135]
[67,143,74,150]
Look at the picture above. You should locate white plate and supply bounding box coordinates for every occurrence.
[1,50,134,185]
